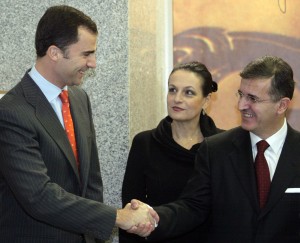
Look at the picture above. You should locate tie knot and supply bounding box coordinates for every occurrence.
[59,90,69,104]
[256,140,269,153]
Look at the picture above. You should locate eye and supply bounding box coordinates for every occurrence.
[82,52,95,57]
[185,90,195,96]
[237,91,243,98]
[248,95,258,103]
[168,87,176,93]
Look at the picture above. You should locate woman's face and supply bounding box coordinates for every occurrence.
[167,69,208,123]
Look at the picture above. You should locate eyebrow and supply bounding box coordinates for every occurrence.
[247,93,258,99]
[169,84,195,89]
[238,90,259,99]
[82,50,96,55]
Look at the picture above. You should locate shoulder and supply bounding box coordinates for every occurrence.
[205,126,247,147]
[200,113,225,137]
[0,86,31,115]
[132,129,154,144]
[286,124,300,144]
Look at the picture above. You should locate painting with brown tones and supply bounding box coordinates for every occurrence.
[173,0,300,130]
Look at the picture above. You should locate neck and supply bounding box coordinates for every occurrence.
[171,120,203,142]
[35,58,64,89]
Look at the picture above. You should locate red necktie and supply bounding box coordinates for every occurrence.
[255,140,270,208]
[59,90,80,171]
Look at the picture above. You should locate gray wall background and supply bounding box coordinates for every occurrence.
[0,1,129,242]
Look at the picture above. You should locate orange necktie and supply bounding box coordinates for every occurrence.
[255,140,270,208]
[59,90,80,171]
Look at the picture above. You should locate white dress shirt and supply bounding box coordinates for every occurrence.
[250,119,287,180]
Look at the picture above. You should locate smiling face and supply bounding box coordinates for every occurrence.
[54,27,97,88]
[167,69,207,123]
[238,78,289,139]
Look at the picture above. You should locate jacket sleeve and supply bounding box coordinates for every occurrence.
[148,140,212,241]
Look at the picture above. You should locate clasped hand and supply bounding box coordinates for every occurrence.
[116,199,159,237]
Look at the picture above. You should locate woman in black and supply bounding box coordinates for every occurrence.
[120,61,223,242]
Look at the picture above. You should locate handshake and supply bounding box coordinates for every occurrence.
[116,199,159,237]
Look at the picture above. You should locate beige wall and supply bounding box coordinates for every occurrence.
[128,0,173,142]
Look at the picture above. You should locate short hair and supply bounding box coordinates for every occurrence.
[35,5,98,57]
[240,56,295,101]
[170,61,218,97]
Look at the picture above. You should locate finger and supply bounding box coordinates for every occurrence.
[127,223,146,234]
[145,205,159,227]
[130,199,141,209]
[137,223,154,237]
[148,208,159,227]
[127,225,137,233]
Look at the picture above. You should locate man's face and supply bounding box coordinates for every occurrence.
[55,27,97,88]
[238,78,283,139]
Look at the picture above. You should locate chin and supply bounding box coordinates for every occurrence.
[241,123,256,132]
[73,79,83,86]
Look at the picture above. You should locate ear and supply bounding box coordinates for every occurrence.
[47,45,62,61]
[277,97,290,115]
[202,94,211,110]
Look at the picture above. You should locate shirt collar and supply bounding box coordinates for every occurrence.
[28,65,67,102]
[250,118,287,153]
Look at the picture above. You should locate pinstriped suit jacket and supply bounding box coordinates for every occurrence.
[0,72,116,243]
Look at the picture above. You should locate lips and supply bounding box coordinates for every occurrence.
[172,106,184,112]
[241,111,254,118]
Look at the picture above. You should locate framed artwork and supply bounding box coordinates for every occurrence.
[173,0,300,131]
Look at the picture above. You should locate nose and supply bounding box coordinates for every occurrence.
[174,92,183,103]
[87,54,96,68]
[237,96,250,110]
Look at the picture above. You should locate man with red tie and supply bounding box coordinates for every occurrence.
[0,5,158,243]
[131,56,300,243]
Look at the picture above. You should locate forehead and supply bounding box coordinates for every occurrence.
[169,70,202,86]
[240,78,271,96]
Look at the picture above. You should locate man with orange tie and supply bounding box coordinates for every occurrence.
[0,5,158,243]
[132,56,300,243]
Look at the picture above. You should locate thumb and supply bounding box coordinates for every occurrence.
[130,199,141,209]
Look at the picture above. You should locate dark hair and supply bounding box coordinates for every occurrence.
[240,55,295,101]
[170,61,218,97]
[35,5,98,57]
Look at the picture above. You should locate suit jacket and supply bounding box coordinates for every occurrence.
[151,126,300,243]
[0,72,116,243]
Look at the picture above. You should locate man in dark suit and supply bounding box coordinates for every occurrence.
[0,5,158,243]
[129,55,300,242]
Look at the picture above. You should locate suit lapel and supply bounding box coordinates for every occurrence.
[259,126,300,218]
[21,75,80,182]
[68,88,90,193]
[230,129,259,212]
